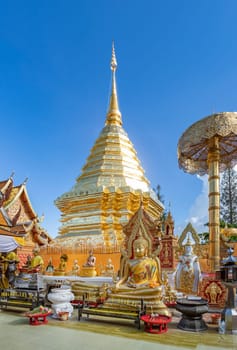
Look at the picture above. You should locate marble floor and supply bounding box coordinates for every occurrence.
[1,309,237,350]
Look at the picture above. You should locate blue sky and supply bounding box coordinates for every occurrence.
[0,1,237,237]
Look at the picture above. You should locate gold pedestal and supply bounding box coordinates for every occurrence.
[53,270,66,276]
[80,266,97,277]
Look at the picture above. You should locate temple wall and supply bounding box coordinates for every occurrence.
[38,241,237,277]
[16,243,35,268]
[40,245,121,276]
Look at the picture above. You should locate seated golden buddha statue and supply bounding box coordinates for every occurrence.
[71,259,80,276]
[116,237,162,292]
[45,258,54,275]
[0,251,19,288]
[80,250,97,277]
[23,247,44,273]
[53,254,68,276]
[101,258,115,277]
[103,234,170,316]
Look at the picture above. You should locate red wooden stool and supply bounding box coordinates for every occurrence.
[141,314,172,334]
[26,311,52,326]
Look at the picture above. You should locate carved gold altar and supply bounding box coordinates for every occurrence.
[71,205,170,317]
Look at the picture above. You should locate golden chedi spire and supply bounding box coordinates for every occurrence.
[54,44,164,247]
[106,42,122,126]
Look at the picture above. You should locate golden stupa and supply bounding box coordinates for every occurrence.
[54,44,163,247]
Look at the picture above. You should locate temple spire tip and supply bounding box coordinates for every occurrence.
[106,42,122,126]
[111,41,117,72]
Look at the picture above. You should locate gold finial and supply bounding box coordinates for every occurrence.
[23,177,28,185]
[111,42,117,72]
[106,42,122,126]
[186,234,193,246]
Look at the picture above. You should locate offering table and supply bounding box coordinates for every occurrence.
[140,314,172,333]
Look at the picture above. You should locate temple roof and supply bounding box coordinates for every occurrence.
[3,182,37,219]
[0,174,52,246]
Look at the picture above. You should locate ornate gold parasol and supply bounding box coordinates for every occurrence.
[178,112,237,271]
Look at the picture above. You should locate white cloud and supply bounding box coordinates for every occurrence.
[176,166,237,236]
[185,166,237,233]
[186,175,209,233]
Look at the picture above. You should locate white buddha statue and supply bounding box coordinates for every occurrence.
[174,236,202,294]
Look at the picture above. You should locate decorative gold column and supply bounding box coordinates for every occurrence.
[207,136,220,271]
[178,112,237,273]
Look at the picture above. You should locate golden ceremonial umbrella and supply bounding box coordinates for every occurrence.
[178,112,237,271]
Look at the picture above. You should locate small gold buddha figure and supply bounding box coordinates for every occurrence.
[0,253,9,288]
[27,247,44,273]
[71,259,80,276]
[83,250,96,267]
[163,273,177,304]
[25,255,32,268]
[0,250,20,288]
[80,251,97,277]
[101,258,115,277]
[54,254,68,276]
[45,258,54,275]
[5,250,20,287]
